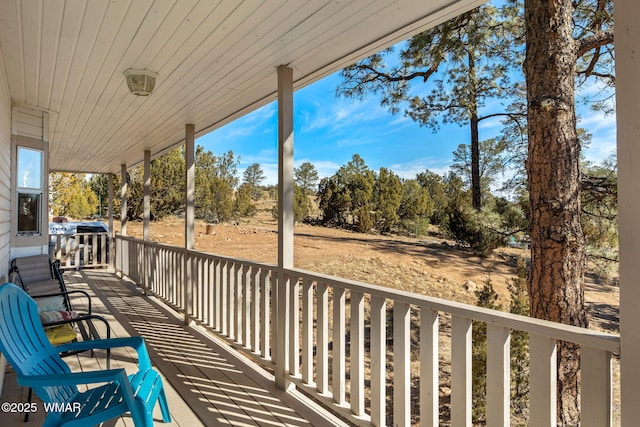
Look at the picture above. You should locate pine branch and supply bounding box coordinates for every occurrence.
[478,112,527,122]
[577,29,614,58]
[356,63,438,84]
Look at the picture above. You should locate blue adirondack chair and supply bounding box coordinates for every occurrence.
[0,283,171,427]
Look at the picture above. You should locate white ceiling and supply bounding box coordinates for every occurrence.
[0,0,483,174]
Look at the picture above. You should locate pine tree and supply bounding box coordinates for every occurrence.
[49,173,99,219]
[338,3,522,211]
[294,162,319,194]
[373,167,402,232]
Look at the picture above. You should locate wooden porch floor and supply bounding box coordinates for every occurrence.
[1,270,343,427]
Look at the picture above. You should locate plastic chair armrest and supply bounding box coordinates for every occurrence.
[32,289,93,313]
[57,336,151,370]
[44,314,110,337]
[19,369,128,388]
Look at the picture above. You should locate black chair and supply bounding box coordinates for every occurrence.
[9,254,112,357]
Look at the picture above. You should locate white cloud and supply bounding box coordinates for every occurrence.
[259,162,279,186]
[217,103,277,139]
[478,115,503,131]
[246,159,342,186]
[389,157,452,180]
[239,148,277,165]
[577,108,617,163]
[296,159,341,181]
[302,97,390,135]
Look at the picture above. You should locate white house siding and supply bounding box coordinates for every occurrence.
[0,54,10,283]
[0,46,10,396]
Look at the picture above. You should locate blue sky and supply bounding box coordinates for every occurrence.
[196,66,617,189]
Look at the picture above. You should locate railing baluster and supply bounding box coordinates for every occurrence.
[581,346,613,427]
[251,267,260,352]
[302,278,314,385]
[420,307,439,427]
[221,261,228,335]
[184,251,191,322]
[451,315,472,426]
[317,282,329,395]
[154,247,159,295]
[92,233,98,267]
[165,248,170,300]
[101,233,106,267]
[241,265,253,348]
[394,301,411,426]
[370,295,386,427]
[149,244,155,294]
[172,250,178,306]
[261,269,270,359]
[529,334,557,427]
[174,250,179,308]
[270,271,278,363]
[243,266,251,348]
[197,256,205,322]
[172,249,177,307]
[487,324,511,427]
[350,290,365,417]
[229,262,236,340]
[166,249,170,303]
[290,275,300,377]
[205,258,213,327]
[235,264,243,344]
[333,286,346,405]
[83,236,89,269]
[214,259,221,331]
[158,247,163,297]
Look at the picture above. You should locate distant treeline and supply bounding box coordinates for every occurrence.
[50,144,617,273]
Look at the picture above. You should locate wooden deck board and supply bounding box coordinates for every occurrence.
[1,269,338,427]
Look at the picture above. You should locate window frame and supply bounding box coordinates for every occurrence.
[15,146,44,236]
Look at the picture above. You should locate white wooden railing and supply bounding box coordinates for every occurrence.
[115,235,620,427]
[50,232,110,270]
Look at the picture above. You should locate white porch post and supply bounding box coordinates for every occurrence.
[276,65,294,389]
[615,0,640,425]
[143,150,151,241]
[119,164,128,277]
[184,124,195,325]
[142,150,151,294]
[108,173,114,269]
[120,164,127,236]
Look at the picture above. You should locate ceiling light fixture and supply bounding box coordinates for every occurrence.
[124,69,158,96]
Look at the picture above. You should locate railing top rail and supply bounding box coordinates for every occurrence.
[286,267,620,354]
[51,231,109,237]
[115,234,276,272]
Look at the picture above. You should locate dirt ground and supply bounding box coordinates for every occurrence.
[116,208,619,334]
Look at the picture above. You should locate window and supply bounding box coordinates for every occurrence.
[16,147,43,235]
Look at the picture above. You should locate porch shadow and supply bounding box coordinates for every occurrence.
[68,270,330,427]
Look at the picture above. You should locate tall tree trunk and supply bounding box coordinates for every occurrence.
[468,51,482,211]
[470,114,481,211]
[524,0,587,425]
